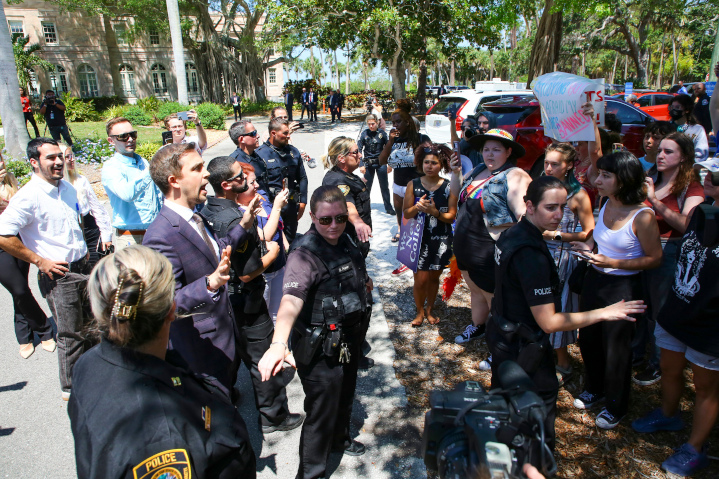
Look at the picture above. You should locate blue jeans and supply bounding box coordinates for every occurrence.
[364,163,393,210]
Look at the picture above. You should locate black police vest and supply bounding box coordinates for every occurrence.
[359,129,387,162]
[493,217,561,333]
[292,231,368,330]
[255,142,301,200]
[324,167,372,228]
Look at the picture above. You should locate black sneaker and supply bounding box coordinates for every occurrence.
[261,413,304,433]
[359,357,374,370]
[385,207,396,215]
[454,323,486,344]
[573,391,605,409]
[633,366,661,386]
[332,440,366,456]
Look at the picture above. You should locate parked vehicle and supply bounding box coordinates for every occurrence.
[480,96,654,177]
[632,92,677,121]
[424,89,534,144]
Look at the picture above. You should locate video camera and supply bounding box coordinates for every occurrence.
[423,361,556,479]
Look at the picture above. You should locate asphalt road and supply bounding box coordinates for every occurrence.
[0,116,428,479]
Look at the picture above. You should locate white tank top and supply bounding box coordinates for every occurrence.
[593,203,653,276]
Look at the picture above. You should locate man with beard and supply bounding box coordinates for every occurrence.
[143,143,258,392]
[692,83,712,136]
[254,118,308,243]
[0,138,93,400]
[202,156,303,431]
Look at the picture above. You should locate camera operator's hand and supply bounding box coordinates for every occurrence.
[449,152,462,176]
[522,464,547,479]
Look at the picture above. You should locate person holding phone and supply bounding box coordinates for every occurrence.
[61,143,112,268]
[164,110,207,154]
[486,175,646,465]
[571,152,662,429]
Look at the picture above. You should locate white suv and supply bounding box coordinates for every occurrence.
[425,89,533,144]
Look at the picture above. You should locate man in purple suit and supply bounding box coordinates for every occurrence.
[143,143,256,392]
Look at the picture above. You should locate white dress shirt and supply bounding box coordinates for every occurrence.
[164,201,220,260]
[0,174,88,262]
[74,175,113,243]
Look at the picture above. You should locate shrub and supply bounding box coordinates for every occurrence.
[6,159,31,185]
[72,137,115,164]
[123,106,153,126]
[158,101,191,121]
[195,102,226,130]
[89,96,125,112]
[60,93,101,122]
[137,96,161,115]
[135,142,162,161]
[103,104,128,120]
[241,99,284,115]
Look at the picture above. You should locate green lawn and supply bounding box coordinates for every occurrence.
[66,121,165,145]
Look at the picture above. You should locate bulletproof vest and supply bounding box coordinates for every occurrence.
[493,218,560,333]
[327,167,372,227]
[292,231,368,330]
[360,130,386,161]
[255,142,301,200]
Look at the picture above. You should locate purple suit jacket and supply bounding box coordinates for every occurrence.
[143,204,249,389]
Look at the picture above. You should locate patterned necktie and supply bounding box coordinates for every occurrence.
[192,213,217,262]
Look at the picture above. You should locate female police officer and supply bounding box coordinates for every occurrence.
[486,175,646,460]
[69,245,256,478]
[259,185,373,479]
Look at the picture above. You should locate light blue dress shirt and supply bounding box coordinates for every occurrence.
[101,151,162,229]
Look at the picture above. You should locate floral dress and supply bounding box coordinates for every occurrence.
[411,178,453,271]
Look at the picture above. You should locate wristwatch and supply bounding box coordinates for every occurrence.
[553,231,562,241]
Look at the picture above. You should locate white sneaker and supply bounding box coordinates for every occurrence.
[478,355,492,371]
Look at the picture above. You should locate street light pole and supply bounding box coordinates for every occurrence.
[166,0,188,104]
[710,18,719,82]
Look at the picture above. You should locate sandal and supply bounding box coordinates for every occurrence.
[392,233,400,243]
[556,365,573,387]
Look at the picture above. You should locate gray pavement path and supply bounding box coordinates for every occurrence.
[0,116,428,478]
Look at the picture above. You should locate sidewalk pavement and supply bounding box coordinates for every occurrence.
[0,118,428,478]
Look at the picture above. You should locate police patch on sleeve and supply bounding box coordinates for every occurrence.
[338,185,350,196]
[133,449,191,479]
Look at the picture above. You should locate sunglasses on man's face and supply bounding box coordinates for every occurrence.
[315,214,349,225]
[111,131,138,142]
[240,130,258,137]
[227,171,245,182]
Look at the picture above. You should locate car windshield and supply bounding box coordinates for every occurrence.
[430,97,467,116]
[482,105,537,126]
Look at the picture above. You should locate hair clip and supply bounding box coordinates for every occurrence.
[111,278,144,322]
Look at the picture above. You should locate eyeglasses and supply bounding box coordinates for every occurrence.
[227,171,245,182]
[315,214,349,225]
[240,130,258,137]
[111,131,138,142]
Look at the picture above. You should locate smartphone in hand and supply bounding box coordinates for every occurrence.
[162,131,173,145]
[177,111,189,121]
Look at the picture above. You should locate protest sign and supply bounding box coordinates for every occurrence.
[624,82,634,101]
[533,72,606,142]
[397,213,425,273]
[707,82,716,97]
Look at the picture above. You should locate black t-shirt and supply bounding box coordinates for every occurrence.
[388,133,430,187]
[500,247,558,326]
[657,209,719,357]
[41,98,66,127]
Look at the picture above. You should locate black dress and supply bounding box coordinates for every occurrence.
[411,178,453,271]
[453,181,496,292]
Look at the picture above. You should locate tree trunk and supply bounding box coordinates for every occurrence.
[166,0,188,103]
[388,58,406,100]
[581,49,586,77]
[510,25,518,50]
[101,14,124,97]
[310,46,316,80]
[450,58,456,86]
[489,49,495,79]
[624,55,628,81]
[334,50,340,90]
[318,49,323,86]
[658,35,665,89]
[610,52,618,85]
[345,41,350,94]
[0,1,30,157]
[526,0,563,85]
[363,60,368,90]
[416,40,428,114]
[671,32,678,85]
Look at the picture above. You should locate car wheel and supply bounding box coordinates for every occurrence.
[528,156,545,179]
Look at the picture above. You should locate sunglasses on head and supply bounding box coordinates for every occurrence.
[423,147,440,154]
[315,214,349,225]
[227,171,245,182]
[240,130,258,137]
[111,131,138,142]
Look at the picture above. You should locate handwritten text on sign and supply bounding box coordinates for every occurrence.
[533,72,605,142]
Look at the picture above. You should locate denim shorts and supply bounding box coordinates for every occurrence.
[655,323,719,371]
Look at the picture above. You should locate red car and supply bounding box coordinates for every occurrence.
[632,92,677,121]
[481,97,654,177]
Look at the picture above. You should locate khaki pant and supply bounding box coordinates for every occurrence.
[114,229,146,250]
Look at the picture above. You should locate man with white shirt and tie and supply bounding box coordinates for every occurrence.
[0,138,94,400]
[143,143,258,392]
